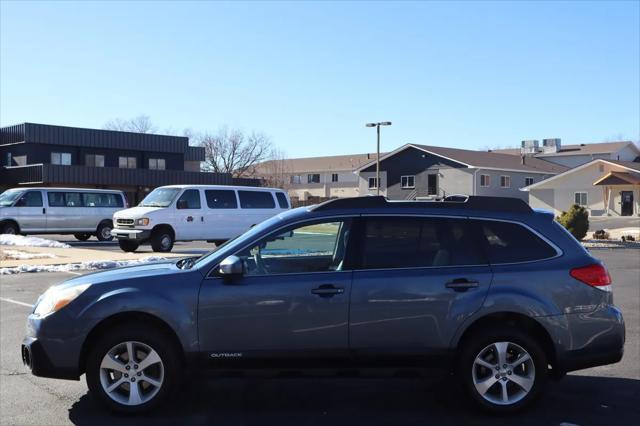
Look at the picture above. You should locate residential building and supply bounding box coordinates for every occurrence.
[355,143,567,200]
[524,159,640,217]
[253,152,383,202]
[0,123,259,204]
[492,139,639,168]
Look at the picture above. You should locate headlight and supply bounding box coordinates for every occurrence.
[33,284,90,317]
[136,218,150,226]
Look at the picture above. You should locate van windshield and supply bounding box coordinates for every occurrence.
[0,189,23,207]
[139,188,181,207]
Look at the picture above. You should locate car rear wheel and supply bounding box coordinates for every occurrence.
[151,229,174,252]
[118,240,139,252]
[85,326,179,414]
[74,233,91,241]
[96,222,114,241]
[457,327,547,412]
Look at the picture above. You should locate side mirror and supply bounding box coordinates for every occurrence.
[176,199,188,209]
[218,255,244,278]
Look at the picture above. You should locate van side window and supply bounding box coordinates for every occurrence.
[238,191,275,209]
[205,190,237,209]
[359,217,485,269]
[83,193,124,208]
[472,220,558,263]
[177,189,201,209]
[17,191,43,207]
[275,192,289,208]
[64,192,83,207]
[47,192,66,207]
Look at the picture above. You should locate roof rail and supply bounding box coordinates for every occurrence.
[311,195,533,213]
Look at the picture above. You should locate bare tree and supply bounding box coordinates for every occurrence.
[197,127,273,178]
[259,148,291,189]
[104,115,158,134]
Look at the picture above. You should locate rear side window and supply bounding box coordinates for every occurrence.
[47,192,65,207]
[238,191,276,209]
[473,220,557,263]
[64,192,83,207]
[83,193,124,208]
[275,192,289,208]
[205,190,237,209]
[359,217,486,269]
[177,189,202,209]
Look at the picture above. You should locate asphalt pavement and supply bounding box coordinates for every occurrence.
[0,249,638,425]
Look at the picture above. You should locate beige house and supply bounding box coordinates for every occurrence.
[524,159,640,217]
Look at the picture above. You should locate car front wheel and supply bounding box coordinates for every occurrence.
[96,222,114,241]
[74,233,91,241]
[151,229,174,252]
[457,327,547,412]
[85,326,179,413]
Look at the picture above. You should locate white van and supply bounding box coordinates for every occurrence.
[111,185,290,252]
[0,187,126,240]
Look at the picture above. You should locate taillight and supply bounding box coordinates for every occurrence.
[570,264,612,291]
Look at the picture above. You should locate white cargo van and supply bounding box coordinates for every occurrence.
[111,185,290,252]
[0,187,126,240]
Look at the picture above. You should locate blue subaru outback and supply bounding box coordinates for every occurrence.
[21,196,624,413]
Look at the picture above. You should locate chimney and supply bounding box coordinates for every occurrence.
[521,155,525,165]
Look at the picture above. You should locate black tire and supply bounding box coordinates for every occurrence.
[96,221,114,242]
[151,229,174,253]
[457,326,548,413]
[1,221,19,235]
[74,233,91,241]
[118,240,140,252]
[85,325,180,414]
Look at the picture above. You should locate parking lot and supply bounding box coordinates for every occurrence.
[1,249,638,425]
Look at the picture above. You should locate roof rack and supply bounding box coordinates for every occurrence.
[311,195,533,213]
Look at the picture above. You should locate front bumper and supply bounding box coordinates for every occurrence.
[21,337,79,380]
[111,228,151,241]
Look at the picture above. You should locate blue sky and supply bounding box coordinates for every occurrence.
[1,1,638,157]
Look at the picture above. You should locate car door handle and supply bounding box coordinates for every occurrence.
[445,278,479,292]
[42,208,46,214]
[311,284,345,297]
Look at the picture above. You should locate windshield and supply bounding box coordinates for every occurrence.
[0,189,23,207]
[138,188,181,207]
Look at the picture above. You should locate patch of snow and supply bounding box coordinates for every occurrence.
[0,234,71,249]
[1,249,57,260]
[0,256,167,275]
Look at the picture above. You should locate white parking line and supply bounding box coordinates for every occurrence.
[62,270,83,276]
[0,297,34,308]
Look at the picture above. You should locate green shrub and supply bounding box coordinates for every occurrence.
[557,204,589,241]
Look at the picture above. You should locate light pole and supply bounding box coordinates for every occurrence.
[365,121,392,196]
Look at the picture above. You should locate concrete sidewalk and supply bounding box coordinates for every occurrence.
[0,246,192,268]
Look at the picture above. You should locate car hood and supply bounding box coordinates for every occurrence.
[55,261,181,290]
[113,206,165,219]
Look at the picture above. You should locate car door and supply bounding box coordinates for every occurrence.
[197,218,354,360]
[348,216,493,355]
[174,189,204,240]
[14,190,46,232]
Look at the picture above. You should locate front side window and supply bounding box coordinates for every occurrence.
[238,191,275,209]
[307,174,320,184]
[473,220,557,264]
[176,189,201,209]
[401,175,415,189]
[85,154,105,167]
[368,177,378,189]
[574,192,588,206]
[139,187,181,207]
[16,191,43,207]
[500,175,511,188]
[51,152,71,165]
[480,174,491,187]
[205,190,237,209]
[359,217,485,269]
[275,192,289,208]
[235,220,352,276]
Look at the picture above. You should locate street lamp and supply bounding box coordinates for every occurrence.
[365,121,392,195]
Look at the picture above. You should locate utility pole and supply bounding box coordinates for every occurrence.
[365,121,392,196]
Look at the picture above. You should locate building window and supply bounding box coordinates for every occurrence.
[500,175,511,188]
[480,174,491,187]
[119,156,137,169]
[331,173,339,182]
[427,174,438,195]
[149,158,166,170]
[368,177,378,189]
[51,152,71,165]
[575,192,588,207]
[290,175,302,185]
[401,175,415,189]
[524,177,534,187]
[307,174,320,183]
[85,154,105,167]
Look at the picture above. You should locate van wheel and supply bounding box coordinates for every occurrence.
[118,240,139,252]
[85,325,180,414]
[151,229,174,252]
[74,233,91,241]
[457,327,547,412]
[96,222,114,241]
[1,222,19,235]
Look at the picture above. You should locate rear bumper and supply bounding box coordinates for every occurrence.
[111,228,151,240]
